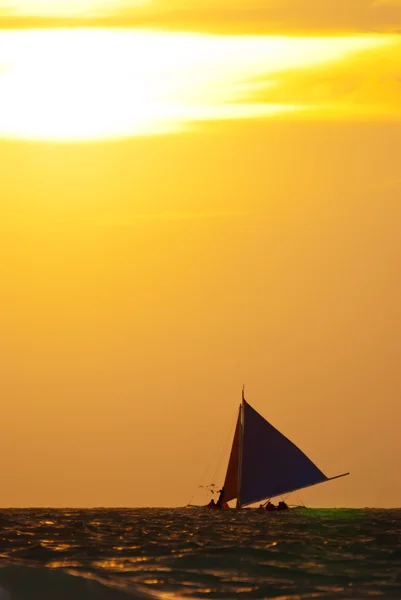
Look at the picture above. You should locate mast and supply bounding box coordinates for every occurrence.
[236,386,245,509]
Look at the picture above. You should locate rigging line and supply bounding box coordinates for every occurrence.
[186,410,238,506]
[291,490,306,508]
[185,449,218,507]
[210,406,239,487]
[185,405,238,506]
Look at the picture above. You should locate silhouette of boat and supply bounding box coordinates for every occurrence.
[190,387,349,510]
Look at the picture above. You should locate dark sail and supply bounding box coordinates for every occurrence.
[240,400,328,506]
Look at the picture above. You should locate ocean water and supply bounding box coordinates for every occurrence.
[0,508,400,599]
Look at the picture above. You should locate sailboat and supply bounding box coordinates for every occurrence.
[200,388,349,510]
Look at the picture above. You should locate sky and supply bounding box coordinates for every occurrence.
[0,0,400,508]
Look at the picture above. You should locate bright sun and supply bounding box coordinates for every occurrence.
[0,29,394,141]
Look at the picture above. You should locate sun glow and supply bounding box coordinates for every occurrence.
[0,29,395,141]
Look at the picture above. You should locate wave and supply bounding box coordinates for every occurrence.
[0,566,177,600]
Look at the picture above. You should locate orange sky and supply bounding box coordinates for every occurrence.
[0,0,400,508]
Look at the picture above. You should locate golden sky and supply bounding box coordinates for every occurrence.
[1,0,400,508]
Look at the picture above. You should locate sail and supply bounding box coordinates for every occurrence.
[240,400,328,506]
[220,407,241,503]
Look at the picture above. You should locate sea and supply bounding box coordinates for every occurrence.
[0,508,400,600]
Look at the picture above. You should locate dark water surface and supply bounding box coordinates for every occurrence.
[0,508,400,599]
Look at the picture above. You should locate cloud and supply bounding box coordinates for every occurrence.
[0,210,250,232]
[249,39,401,120]
[100,210,250,229]
[0,0,144,17]
[0,0,401,33]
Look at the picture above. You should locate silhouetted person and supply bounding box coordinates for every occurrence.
[266,501,276,511]
[215,488,229,509]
